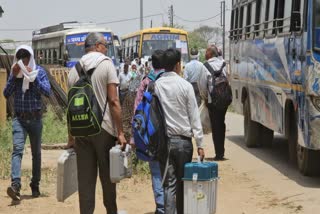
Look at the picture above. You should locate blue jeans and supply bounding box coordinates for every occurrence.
[159,137,193,214]
[149,160,164,214]
[11,117,42,187]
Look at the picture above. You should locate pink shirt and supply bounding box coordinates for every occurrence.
[133,69,163,112]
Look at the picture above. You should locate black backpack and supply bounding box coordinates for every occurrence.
[67,61,107,137]
[204,61,232,110]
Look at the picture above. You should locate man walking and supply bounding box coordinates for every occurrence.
[184,48,211,106]
[205,45,228,160]
[67,32,127,214]
[118,63,132,104]
[155,48,205,214]
[133,49,166,214]
[3,45,51,200]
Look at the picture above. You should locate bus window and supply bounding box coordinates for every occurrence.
[141,34,189,63]
[275,0,285,33]
[265,0,271,35]
[250,2,256,38]
[239,6,244,39]
[231,9,234,40]
[53,49,58,64]
[255,0,261,37]
[314,0,320,51]
[267,0,276,35]
[235,8,239,40]
[246,3,252,39]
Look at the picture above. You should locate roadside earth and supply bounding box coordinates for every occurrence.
[0,112,319,213]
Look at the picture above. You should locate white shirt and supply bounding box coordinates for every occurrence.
[119,71,132,91]
[184,59,212,100]
[207,57,226,76]
[155,72,204,148]
[184,59,204,83]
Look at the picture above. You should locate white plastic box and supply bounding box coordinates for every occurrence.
[56,149,78,202]
[183,178,218,214]
[109,145,132,183]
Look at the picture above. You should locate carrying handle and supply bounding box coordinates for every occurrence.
[197,156,203,163]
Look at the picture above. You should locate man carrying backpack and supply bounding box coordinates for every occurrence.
[204,45,230,161]
[155,48,205,214]
[132,49,165,214]
[67,32,126,214]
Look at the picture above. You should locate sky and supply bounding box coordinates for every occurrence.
[0,0,231,42]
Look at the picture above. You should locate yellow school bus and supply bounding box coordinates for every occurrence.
[121,27,189,65]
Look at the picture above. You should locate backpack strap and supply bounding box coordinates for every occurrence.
[204,61,226,77]
[146,70,165,92]
[147,70,165,81]
[75,61,84,77]
[74,59,110,119]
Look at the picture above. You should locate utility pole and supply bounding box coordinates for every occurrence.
[150,19,153,28]
[140,0,143,30]
[0,6,4,17]
[168,5,173,27]
[221,1,226,59]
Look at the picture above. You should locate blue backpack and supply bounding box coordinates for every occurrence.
[132,71,168,161]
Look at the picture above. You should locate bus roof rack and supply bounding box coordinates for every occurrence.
[33,21,97,35]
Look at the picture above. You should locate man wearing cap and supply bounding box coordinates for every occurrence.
[183,48,211,106]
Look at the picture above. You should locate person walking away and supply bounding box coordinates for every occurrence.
[119,64,132,105]
[205,45,228,161]
[3,45,51,200]
[132,49,166,214]
[184,48,211,106]
[155,48,205,214]
[67,32,127,214]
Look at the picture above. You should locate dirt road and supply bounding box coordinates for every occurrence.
[0,112,319,214]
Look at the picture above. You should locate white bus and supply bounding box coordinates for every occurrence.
[32,21,119,68]
[229,0,320,175]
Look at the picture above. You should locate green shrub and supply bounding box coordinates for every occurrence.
[42,108,68,144]
[0,120,12,179]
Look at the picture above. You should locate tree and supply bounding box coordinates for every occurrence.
[194,25,222,45]
[188,31,207,50]
[162,23,185,30]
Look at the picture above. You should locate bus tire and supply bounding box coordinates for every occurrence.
[287,106,298,164]
[297,145,320,176]
[261,125,274,147]
[243,97,261,147]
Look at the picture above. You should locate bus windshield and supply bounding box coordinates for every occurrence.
[66,32,114,61]
[142,33,189,63]
[314,0,320,51]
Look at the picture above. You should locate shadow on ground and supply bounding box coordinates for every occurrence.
[227,134,320,188]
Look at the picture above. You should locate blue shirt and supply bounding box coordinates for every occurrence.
[184,59,207,83]
[3,65,51,113]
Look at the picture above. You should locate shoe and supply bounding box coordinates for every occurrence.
[30,183,40,198]
[213,156,225,161]
[7,184,21,201]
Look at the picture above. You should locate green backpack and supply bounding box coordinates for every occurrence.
[67,61,107,137]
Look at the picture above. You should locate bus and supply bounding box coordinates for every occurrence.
[32,22,119,68]
[229,0,320,175]
[113,34,122,67]
[121,27,189,66]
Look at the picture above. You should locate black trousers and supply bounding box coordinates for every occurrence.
[208,106,228,158]
[159,137,193,214]
[75,129,117,214]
